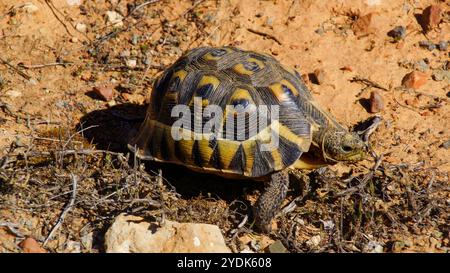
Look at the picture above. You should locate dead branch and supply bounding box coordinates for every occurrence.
[43,173,78,246]
[0,57,32,80]
[336,154,384,197]
[247,28,283,45]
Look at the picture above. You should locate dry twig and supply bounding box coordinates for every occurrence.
[43,173,78,246]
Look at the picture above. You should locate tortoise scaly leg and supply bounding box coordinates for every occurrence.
[254,170,289,233]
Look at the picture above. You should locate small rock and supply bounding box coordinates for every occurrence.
[5,90,22,98]
[75,23,87,32]
[106,11,123,27]
[105,214,231,253]
[402,71,428,90]
[432,70,450,82]
[19,238,46,253]
[421,5,442,32]
[70,36,78,43]
[369,90,384,113]
[266,240,288,253]
[306,235,321,248]
[107,100,117,107]
[131,34,139,45]
[312,69,325,85]
[387,26,406,41]
[418,40,436,51]
[264,17,274,27]
[364,241,384,253]
[320,219,334,230]
[66,0,82,6]
[22,3,39,13]
[120,50,131,58]
[27,78,38,85]
[415,59,428,72]
[126,59,137,68]
[340,66,353,72]
[93,85,114,101]
[366,0,381,5]
[441,140,450,149]
[315,27,325,35]
[352,13,381,36]
[437,41,448,51]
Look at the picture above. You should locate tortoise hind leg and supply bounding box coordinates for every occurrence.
[254,170,289,233]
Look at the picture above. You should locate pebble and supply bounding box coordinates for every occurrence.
[5,90,22,98]
[366,0,381,6]
[418,40,436,51]
[437,40,448,51]
[402,71,428,89]
[70,36,78,43]
[312,69,325,85]
[126,59,137,68]
[415,59,428,72]
[120,50,130,58]
[432,69,450,82]
[131,34,139,45]
[75,23,87,33]
[387,26,406,41]
[369,90,384,113]
[306,235,321,248]
[93,85,114,101]
[22,3,39,13]
[441,140,450,149]
[19,238,46,253]
[264,17,274,27]
[106,11,123,27]
[315,27,325,35]
[421,5,442,32]
[66,0,82,6]
[352,13,380,36]
[340,66,353,72]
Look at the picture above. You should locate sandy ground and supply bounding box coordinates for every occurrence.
[0,0,449,253]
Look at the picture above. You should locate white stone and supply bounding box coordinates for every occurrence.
[106,11,123,27]
[5,90,22,98]
[125,59,137,68]
[22,3,39,13]
[105,214,231,253]
[75,23,87,33]
[366,0,381,5]
[306,235,321,248]
[66,0,82,6]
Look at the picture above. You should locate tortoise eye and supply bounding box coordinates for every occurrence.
[342,145,352,152]
[196,83,214,98]
[210,49,227,57]
[243,61,260,72]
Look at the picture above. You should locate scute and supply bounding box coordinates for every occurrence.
[129,46,339,178]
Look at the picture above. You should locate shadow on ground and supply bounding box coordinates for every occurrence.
[76,103,264,204]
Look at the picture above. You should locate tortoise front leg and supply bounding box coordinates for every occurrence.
[254,170,289,233]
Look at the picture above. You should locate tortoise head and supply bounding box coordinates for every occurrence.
[322,128,367,163]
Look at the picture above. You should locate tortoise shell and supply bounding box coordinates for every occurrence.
[129,47,343,178]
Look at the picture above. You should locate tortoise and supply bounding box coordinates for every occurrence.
[128,46,366,232]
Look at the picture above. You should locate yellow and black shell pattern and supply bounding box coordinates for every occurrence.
[129,47,336,178]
